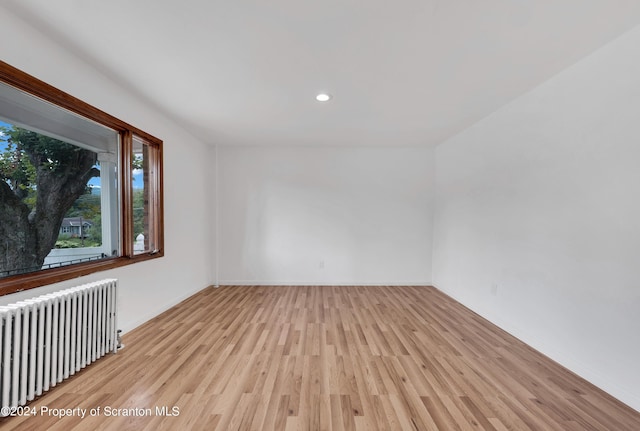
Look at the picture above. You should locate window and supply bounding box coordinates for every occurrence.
[132,135,162,255]
[0,61,164,295]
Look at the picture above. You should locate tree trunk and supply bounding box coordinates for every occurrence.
[0,181,40,276]
[0,143,99,277]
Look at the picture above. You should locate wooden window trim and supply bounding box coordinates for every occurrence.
[0,61,164,296]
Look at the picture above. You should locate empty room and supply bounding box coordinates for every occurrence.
[1,1,640,430]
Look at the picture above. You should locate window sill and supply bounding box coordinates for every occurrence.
[0,251,164,296]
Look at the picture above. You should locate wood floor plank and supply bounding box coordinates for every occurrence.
[1,285,639,430]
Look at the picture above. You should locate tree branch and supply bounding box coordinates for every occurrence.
[0,179,26,210]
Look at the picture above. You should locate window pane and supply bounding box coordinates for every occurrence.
[0,103,120,278]
[132,135,159,255]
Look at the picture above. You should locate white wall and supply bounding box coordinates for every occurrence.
[433,25,640,411]
[218,146,434,285]
[0,7,214,332]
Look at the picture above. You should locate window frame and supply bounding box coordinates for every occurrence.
[0,60,164,295]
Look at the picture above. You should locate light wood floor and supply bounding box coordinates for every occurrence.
[1,285,639,430]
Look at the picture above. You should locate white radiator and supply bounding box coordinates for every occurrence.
[0,279,118,414]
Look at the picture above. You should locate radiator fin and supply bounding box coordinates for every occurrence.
[0,279,118,414]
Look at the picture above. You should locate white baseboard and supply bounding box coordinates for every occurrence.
[217,280,433,286]
[120,284,211,333]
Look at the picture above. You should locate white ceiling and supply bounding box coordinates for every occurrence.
[4,0,640,147]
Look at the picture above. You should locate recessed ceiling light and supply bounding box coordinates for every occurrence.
[315,93,332,102]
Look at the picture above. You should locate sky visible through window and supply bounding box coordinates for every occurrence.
[0,119,8,151]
